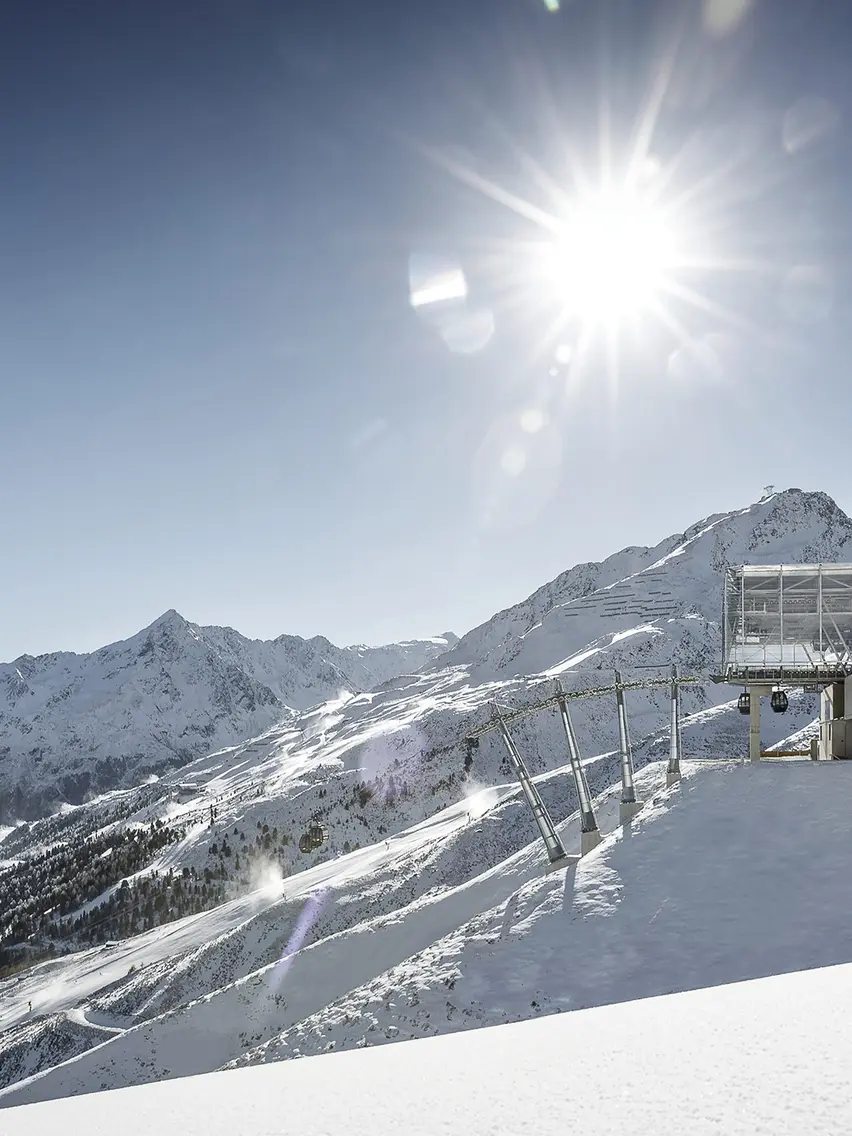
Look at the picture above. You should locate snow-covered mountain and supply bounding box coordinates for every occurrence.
[444,486,852,681]
[0,616,458,821]
[2,486,851,1103]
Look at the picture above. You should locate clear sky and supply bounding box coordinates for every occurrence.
[1,0,851,659]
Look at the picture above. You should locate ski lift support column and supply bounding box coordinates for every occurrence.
[614,669,642,824]
[666,664,682,786]
[489,701,577,872]
[554,682,602,854]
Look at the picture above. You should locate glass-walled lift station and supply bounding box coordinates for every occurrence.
[720,564,852,759]
[722,563,852,682]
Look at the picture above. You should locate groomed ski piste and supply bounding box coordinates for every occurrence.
[3,754,852,1130]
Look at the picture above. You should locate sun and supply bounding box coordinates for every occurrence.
[540,189,680,326]
[416,139,701,365]
[410,21,763,388]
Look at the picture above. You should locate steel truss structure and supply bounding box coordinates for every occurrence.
[467,667,692,869]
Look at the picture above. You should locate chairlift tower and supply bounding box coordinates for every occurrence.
[489,702,577,871]
[614,670,642,823]
[666,664,682,787]
[554,683,602,854]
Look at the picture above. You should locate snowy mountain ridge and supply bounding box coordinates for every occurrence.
[443,487,852,681]
[0,615,457,822]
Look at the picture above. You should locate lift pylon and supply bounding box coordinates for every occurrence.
[554,682,602,855]
[614,669,642,824]
[490,702,577,872]
[666,664,682,787]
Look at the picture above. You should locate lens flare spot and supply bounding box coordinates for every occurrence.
[520,409,546,434]
[472,416,563,532]
[440,308,495,355]
[409,253,468,311]
[410,271,467,310]
[269,888,328,993]
[636,156,662,188]
[702,0,752,38]
[667,337,724,385]
[501,446,527,476]
[554,343,573,366]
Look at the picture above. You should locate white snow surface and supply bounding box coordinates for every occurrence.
[3,909,852,1135]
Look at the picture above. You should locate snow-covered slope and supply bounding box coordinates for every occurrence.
[3,759,852,1112]
[4,960,851,1136]
[0,615,457,821]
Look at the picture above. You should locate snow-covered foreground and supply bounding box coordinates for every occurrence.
[4,959,851,1136]
[4,758,852,1108]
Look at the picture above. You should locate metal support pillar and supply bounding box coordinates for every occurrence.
[819,682,847,760]
[614,670,642,824]
[666,664,682,787]
[555,683,602,855]
[819,686,831,761]
[749,686,761,762]
[490,703,576,869]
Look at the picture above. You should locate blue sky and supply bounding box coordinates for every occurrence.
[1,0,851,658]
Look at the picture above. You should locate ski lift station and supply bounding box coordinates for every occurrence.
[719,563,852,761]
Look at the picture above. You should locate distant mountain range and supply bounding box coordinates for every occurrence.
[0,617,458,821]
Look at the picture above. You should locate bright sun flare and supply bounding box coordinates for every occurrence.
[542,190,679,325]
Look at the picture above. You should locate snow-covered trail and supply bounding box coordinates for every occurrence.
[63,1008,124,1035]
